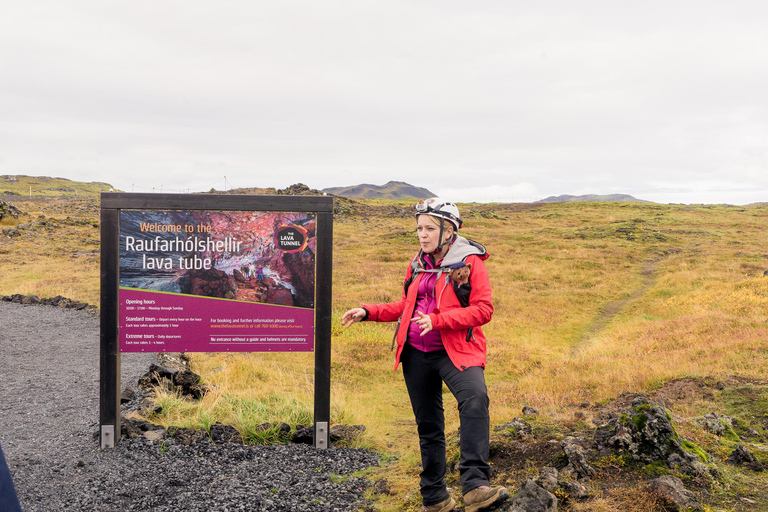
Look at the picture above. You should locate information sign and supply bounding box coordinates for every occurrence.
[117,210,316,352]
[100,193,333,450]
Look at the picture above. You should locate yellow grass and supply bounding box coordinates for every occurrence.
[0,198,101,303]
[2,196,768,510]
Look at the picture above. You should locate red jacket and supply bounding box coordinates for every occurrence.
[363,240,493,371]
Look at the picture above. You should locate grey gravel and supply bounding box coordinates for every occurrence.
[0,302,379,511]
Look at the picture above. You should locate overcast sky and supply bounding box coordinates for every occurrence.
[2,1,767,204]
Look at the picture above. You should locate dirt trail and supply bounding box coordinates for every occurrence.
[571,254,668,355]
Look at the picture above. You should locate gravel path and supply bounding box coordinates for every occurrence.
[0,302,379,511]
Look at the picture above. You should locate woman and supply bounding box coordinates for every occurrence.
[342,198,508,512]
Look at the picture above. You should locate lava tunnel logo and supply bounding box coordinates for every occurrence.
[274,224,308,253]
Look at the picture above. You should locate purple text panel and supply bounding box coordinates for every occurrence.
[119,288,314,352]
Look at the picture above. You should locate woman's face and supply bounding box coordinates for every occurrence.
[416,215,452,253]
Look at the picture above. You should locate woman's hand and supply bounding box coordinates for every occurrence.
[341,308,366,327]
[410,310,433,336]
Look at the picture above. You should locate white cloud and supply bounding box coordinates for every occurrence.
[2,1,768,203]
[434,183,539,204]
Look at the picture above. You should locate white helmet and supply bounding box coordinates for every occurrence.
[415,198,462,231]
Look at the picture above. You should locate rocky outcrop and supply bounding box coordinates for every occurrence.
[493,467,588,511]
[495,418,532,438]
[137,363,208,400]
[120,416,364,448]
[210,423,242,444]
[594,396,713,491]
[330,424,366,443]
[121,417,166,440]
[0,199,22,220]
[667,452,711,482]
[167,427,208,446]
[291,424,366,445]
[255,422,292,438]
[561,437,597,479]
[726,445,758,467]
[703,412,734,437]
[534,467,588,500]
[597,397,695,464]
[0,294,98,316]
[534,467,558,493]
[646,475,702,511]
[1,226,21,237]
[291,425,314,444]
[120,387,136,404]
[276,183,322,196]
[506,479,557,512]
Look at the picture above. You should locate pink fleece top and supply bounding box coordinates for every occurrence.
[406,254,445,352]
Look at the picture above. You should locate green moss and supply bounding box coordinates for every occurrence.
[633,413,648,432]
[722,421,741,442]
[634,403,653,413]
[680,440,709,463]
[643,460,671,478]
[630,404,654,432]
[592,454,627,470]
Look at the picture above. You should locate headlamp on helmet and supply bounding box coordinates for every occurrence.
[415,198,463,230]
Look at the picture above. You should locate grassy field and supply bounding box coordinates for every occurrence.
[2,193,768,511]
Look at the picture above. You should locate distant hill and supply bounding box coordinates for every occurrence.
[535,194,652,203]
[322,181,435,200]
[1,175,116,197]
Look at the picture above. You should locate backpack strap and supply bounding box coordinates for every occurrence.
[402,254,444,296]
[443,259,475,341]
[396,253,476,347]
[393,256,445,351]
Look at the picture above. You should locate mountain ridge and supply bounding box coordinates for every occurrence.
[322,181,435,200]
[535,193,652,203]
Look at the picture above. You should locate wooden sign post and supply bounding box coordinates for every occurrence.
[100,193,333,449]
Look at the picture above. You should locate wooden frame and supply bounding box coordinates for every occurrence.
[100,193,334,449]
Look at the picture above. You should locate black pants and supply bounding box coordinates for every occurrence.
[0,442,22,512]
[401,344,491,506]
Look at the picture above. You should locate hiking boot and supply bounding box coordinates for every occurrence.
[421,496,456,512]
[463,485,509,512]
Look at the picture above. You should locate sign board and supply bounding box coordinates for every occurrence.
[117,210,316,353]
[100,193,333,449]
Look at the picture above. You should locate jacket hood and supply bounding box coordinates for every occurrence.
[437,235,487,267]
